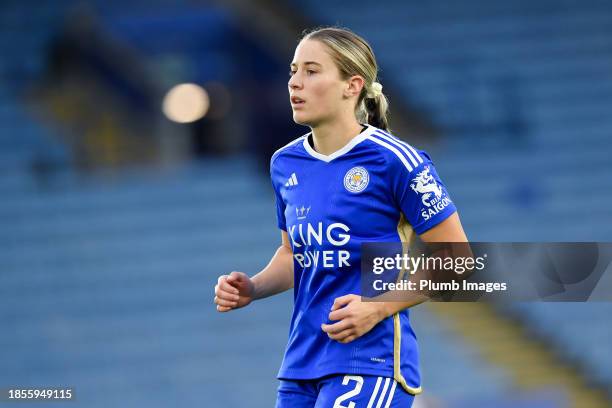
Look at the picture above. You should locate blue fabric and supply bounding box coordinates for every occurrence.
[270,124,456,384]
[275,375,414,408]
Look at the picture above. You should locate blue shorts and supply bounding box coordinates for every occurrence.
[276,375,415,408]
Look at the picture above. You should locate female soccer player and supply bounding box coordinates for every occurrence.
[214,27,467,407]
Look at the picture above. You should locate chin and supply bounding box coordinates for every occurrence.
[292,112,313,126]
[293,112,327,128]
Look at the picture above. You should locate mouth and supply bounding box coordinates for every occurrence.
[290,96,305,106]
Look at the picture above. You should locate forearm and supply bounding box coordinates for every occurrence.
[365,287,429,321]
[378,298,428,319]
[375,245,472,319]
[375,215,470,318]
[251,244,294,300]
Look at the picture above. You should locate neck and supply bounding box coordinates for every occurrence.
[311,118,365,156]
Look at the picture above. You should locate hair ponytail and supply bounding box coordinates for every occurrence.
[360,84,390,132]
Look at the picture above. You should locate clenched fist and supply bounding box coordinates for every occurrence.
[214,271,255,312]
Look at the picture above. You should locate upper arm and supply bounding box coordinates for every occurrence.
[419,212,468,243]
[281,230,292,251]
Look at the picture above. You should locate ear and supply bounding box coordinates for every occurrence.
[343,75,365,99]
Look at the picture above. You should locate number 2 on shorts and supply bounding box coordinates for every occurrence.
[333,375,363,408]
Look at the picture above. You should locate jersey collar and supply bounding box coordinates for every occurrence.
[302,124,377,162]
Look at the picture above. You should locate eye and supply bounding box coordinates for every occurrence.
[306,69,316,75]
[289,70,296,77]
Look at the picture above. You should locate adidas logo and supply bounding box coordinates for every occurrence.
[285,173,298,187]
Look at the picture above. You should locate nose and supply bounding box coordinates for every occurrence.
[288,73,302,90]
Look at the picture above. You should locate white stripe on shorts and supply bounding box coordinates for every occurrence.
[375,378,391,408]
[366,377,382,408]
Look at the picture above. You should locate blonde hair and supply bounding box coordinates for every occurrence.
[302,27,390,131]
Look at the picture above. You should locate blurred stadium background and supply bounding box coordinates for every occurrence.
[1,0,611,407]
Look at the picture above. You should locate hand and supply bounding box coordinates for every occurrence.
[214,271,255,312]
[321,294,388,344]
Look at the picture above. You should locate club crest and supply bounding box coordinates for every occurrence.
[344,166,369,193]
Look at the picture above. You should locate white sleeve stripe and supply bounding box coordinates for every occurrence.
[366,377,383,408]
[376,129,424,165]
[383,380,397,408]
[376,378,391,408]
[367,136,414,172]
[377,129,423,164]
[372,131,419,168]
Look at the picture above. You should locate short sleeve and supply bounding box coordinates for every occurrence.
[270,157,287,231]
[392,151,457,235]
[273,183,287,231]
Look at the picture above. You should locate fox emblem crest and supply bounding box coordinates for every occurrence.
[410,166,443,207]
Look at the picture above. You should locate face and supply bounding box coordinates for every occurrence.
[288,39,353,127]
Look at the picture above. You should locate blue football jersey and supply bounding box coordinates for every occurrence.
[270,124,457,395]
